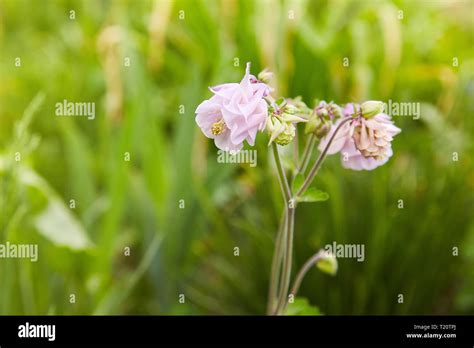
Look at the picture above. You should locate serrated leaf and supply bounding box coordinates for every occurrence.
[291,173,305,193]
[284,297,322,316]
[296,187,329,203]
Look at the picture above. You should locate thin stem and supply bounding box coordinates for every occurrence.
[269,142,293,316]
[288,250,325,301]
[272,143,291,203]
[274,205,295,315]
[296,117,352,197]
[266,210,287,314]
[297,134,316,174]
[293,128,299,168]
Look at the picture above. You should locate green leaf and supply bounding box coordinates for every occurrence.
[275,97,286,107]
[33,200,92,250]
[291,173,305,193]
[296,187,329,203]
[19,167,93,250]
[284,297,322,316]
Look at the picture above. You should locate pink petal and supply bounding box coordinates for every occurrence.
[318,119,352,155]
[214,131,243,152]
[209,83,239,99]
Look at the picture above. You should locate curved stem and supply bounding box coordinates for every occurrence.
[288,250,325,301]
[274,205,295,315]
[296,117,352,197]
[266,210,286,314]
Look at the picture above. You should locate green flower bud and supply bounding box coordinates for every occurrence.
[316,251,338,276]
[361,101,384,119]
[319,108,329,118]
[314,120,331,138]
[286,97,312,118]
[305,115,330,138]
[280,111,307,123]
[257,69,273,84]
[267,116,295,146]
[274,122,295,146]
[266,115,279,134]
[284,104,297,115]
[305,115,322,135]
[328,103,343,119]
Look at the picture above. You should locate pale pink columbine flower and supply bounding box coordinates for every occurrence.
[318,103,401,171]
[195,63,270,152]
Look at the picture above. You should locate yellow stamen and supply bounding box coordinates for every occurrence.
[211,118,226,135]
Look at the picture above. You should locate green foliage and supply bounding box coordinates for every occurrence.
[0,0,473,315]
[296,188,330,203]
[285,297,322,316]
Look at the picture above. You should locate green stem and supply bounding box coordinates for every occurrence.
[272,143,291,202]
[266,210,286,314]
[296,117,352,197]
[269,143,294,316]
[269,117,350,315]
[285,250,325,312]
[293,129,299,169]
[274,205,295,315]
[297,134,316,174]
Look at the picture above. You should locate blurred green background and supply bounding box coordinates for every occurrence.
[1,0,473,315]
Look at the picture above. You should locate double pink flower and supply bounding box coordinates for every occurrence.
[195,63,270,152]
[319,103,401,171]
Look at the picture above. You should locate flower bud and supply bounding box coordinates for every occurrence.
[361,101,384,119]
[319,108,329,118]
[305,115,330,138]
[283,104,297,115]
[279,111,307,123]
[305,115,321,135]
[274,122,296,146]
[285,97,312,119]
[267,116,296,146]
[257,69,273,84]
[314,120,331,138]
[316,251,338,276]
[328,103,343,119]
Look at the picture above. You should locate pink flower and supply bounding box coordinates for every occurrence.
[319,103,401,171]
[195,63,270,152]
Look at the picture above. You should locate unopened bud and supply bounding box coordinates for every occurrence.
[274,122,296,146]
[258,69,273,84]
[328,103,343,119]
[316,251,338,276]
[267,116,295,146]
[305,115,330,138]
[361,101,384,119]
[284,104,297,115]
[315,120,331,138]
